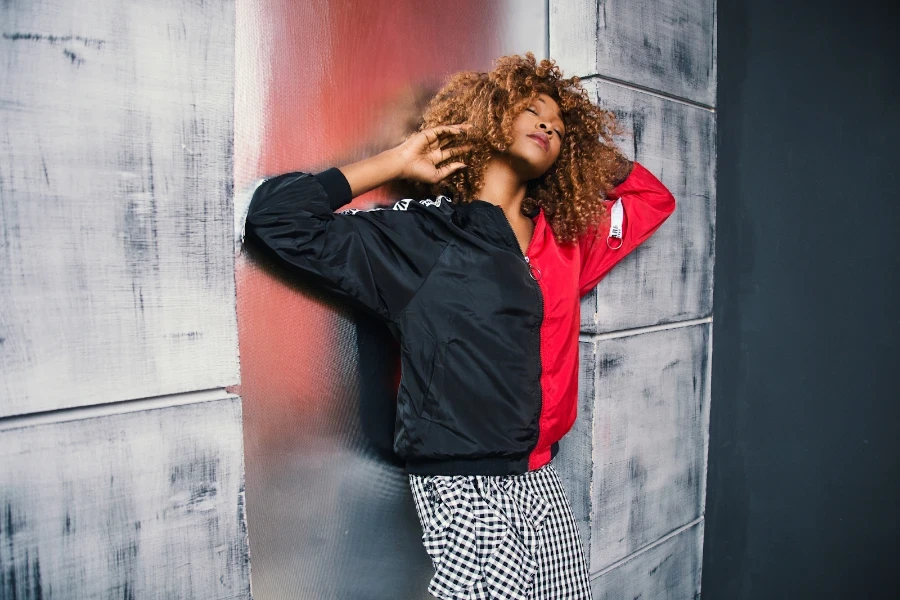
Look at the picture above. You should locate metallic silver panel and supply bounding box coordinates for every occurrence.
[235,2,548,597]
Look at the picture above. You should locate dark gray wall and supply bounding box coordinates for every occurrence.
[704,1,899,598]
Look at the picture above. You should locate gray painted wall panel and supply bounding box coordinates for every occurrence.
[550,0,717,106]
[553,1,715,596]
[591,521,703,599]
[587,324,710,572]
[0,0,239,417]
[580,80,716,334]
[554,340,599,552]
[0,397,250,599]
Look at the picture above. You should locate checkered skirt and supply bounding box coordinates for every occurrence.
[408,462,592,599]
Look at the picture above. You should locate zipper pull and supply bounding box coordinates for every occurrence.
[524,256,542,281]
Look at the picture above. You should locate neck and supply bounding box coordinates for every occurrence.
[476,154,528,219]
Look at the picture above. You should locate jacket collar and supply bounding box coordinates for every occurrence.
[451,199,543,254]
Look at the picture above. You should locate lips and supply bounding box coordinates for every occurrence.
[527,132,549,152]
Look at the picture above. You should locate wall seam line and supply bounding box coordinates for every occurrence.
[0,388,236,430]
[579,316,712,341]
[589,517,704,580]
[544,0,550,59]
[580,73,716,111]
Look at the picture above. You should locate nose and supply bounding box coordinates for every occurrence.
[538,122,553,137]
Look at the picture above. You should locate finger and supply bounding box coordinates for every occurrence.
[428,144,472,166]
[439,133,473,149]
[432,144,448,166]
[428,146,447,166]
[433,162,466,182]
[420,128,441,147]
[429,124,473,138]
[443,144,472,158]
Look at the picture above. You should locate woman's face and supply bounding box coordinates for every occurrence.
[504,93,566,180]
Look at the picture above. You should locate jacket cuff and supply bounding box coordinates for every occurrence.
[609,160,646,198]
[610,155,635,188]
[313,167,353,210]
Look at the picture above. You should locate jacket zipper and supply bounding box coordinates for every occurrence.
[492,206,540,278]
[494,207,545,466]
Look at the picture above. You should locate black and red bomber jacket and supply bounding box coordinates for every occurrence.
[243,162,676,475]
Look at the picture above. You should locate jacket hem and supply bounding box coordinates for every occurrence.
[405,456,531,476]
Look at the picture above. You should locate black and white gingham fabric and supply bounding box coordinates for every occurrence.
[409,462,592,599]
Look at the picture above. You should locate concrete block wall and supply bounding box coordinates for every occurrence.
[551,0,717,597]
[0,0,250,597]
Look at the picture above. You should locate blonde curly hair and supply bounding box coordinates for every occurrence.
[414,52,632,244]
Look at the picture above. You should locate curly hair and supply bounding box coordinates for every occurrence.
[413,52,632,244]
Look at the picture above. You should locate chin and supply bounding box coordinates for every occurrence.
[509,149,554,181]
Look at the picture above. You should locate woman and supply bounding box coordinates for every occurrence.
[243,53,676,600]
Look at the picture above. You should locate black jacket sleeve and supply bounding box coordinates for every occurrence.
[243,167,448,322]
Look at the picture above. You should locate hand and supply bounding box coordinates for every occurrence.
[337,123,472,199]
[392,124,473,184]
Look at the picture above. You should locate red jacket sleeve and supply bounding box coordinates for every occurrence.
[577,161,677,297]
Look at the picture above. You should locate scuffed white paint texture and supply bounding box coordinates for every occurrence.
[0,0,239,416]
[581,79,717,333]
[554,340,599,553]
[0,397,250,599]
[549,0,598,77]
[590,521,704,599]
[587,324,710,571]
[551,2,716,594]
[551,0,717,106]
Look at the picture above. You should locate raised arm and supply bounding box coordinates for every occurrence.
[577,160,677,297]
[242,125,471,321]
